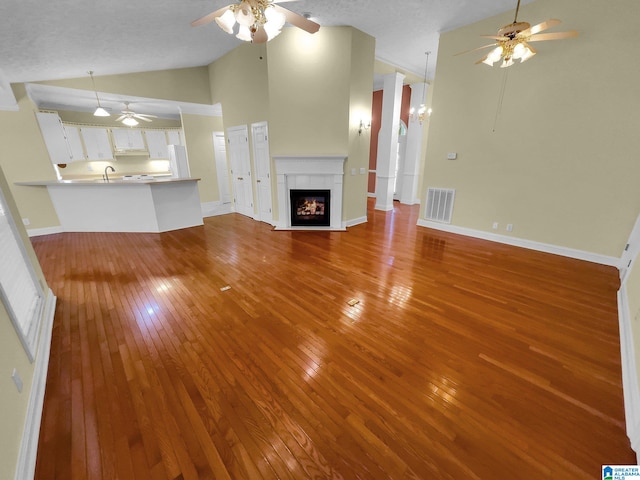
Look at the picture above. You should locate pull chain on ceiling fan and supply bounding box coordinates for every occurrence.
[455,0,579,68]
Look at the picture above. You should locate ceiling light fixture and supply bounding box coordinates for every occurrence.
[410,51,431,124]
[88,71,110,117]
[214,0,286,42]
[121,116,138,127]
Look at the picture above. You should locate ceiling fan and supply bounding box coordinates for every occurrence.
[116,102,157,127]
[191,0,320,43]
[456,0,578,68]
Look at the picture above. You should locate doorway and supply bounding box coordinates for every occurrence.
[226,125,254,218]
[251,122,273,225]
[212,132,231,206]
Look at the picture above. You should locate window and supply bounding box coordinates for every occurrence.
[0,187,44,362]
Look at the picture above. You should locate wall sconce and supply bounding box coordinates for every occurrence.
[358,119,371,136]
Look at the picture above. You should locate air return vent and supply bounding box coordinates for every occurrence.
[425,188,455,224]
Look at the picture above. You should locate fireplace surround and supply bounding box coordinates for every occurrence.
[273,155,346,231]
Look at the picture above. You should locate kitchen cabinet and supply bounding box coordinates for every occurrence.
[35,111,73,164]
[166,129,185,146]
[145,130,169,159]
[63,125,86,161]
[81,127,113,161]
[112,128,146,152]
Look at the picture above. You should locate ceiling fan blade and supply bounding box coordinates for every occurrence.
[454,43,498,56]
[135,116,153,122]
[272,4,320,34]
[116,115,126,122]
[479,35,506,40]
[252,27,268,43]
[191,5,231,27]
[528,30,579,42]
[527,18,562,35]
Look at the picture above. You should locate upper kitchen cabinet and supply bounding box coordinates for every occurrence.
[80,127,113,161]
[63,125,86,162]
[145,130,169,159]
[111,128,146,153]
[35,111,73,164]
[166,129,185,146]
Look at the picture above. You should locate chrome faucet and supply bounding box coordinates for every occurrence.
[103,166,116,182]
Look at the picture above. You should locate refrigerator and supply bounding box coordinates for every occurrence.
[168,144,191,178]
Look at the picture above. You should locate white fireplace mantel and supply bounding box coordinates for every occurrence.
[273,155,347,231]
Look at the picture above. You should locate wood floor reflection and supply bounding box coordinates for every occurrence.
[32,199,635,479]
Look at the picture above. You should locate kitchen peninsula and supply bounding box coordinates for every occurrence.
[16,177,203,233]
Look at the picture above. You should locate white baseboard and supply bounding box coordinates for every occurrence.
[618,283,640,458]
[15,289,56,480]
[201,201,233,218]
[26,226,63,237]
[345,216,368,228]
[416,219,620,268]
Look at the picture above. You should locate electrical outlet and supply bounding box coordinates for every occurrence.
[506,224,513,232]
[359,167,366,175]
[492,222,498,230]
[351,168,356,176]
[12,369,23,393]
[22,218,30,226]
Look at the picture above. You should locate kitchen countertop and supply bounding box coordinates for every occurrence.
[15,177,200,186]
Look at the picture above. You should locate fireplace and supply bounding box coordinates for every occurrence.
[273,155,346,231]
[290,190,330,227]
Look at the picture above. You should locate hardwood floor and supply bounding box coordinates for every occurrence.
[32,199,635,479]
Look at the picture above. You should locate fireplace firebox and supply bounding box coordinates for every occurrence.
[290,189,331,227]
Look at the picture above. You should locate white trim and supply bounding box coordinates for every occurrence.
[367,192,376,198]
[15,289,56,480]
[345,216,368,228]
[416,219,620,268]
[26,226,64,237]
[618,282,640,458]
[201,201,233,218]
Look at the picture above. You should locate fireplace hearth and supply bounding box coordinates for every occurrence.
[290,190,330,227]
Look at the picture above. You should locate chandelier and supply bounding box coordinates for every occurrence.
[215,0,287,42]
[410,52,431,124]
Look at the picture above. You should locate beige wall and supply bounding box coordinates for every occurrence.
[422,0,640,257]
[182,113,224,203]
[0,85,60,230]
[345,28,375,222]
[0,166,52,480]
[39,67,213,105]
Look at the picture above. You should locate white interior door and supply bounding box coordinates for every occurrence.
[226,125,253,217]
[213,132,231,205]
[251,122,273,225]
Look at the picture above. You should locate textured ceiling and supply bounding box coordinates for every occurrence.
[1,0,536,115]
[0,0,534,84]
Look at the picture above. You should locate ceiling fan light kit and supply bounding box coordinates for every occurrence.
[116,101,156,127]
[457,0,578,69]
[192,0,320,44]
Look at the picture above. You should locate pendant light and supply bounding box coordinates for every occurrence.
[88,71,110,117]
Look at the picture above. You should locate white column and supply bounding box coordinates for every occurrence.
[375,72,404,211]
[400,82,428,205]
